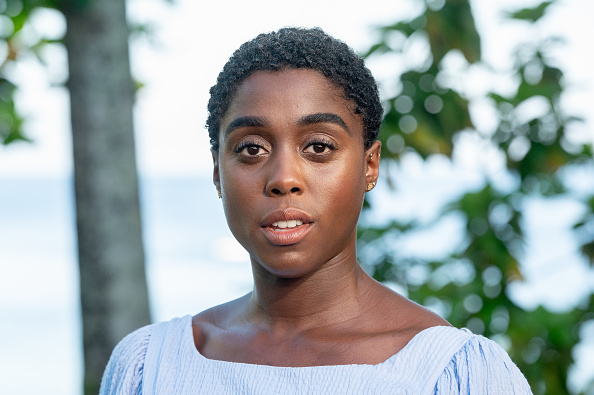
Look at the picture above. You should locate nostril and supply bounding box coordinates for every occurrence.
[269,186,300,195]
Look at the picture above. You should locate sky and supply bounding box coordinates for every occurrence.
[0,0,593,393]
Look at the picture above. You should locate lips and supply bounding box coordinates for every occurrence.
[261,209,313,245]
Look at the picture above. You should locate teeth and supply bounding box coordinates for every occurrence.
[271,219,303,229]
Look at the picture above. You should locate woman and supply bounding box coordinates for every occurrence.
[100,28,531,394]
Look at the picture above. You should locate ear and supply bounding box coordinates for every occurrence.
[364,140,382,188]
[211,148,221,192]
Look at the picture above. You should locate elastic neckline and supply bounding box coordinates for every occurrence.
[180,315,464,370]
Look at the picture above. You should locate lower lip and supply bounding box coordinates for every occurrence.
[261,224,311,246]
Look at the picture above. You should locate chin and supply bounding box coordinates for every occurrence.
[252,254,321,280]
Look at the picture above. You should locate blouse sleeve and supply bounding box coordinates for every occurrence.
[434,334,532,394]
[99,325,152,395]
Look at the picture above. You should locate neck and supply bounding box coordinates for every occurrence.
[248,247,372,334]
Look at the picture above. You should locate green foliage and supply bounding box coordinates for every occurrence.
[0,0,168,146]
[0,77,26,143]
[507,1,554,22]
[0,0,60,145]
[359,0,594,393]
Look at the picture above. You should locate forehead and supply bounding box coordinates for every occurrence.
[222,69,362,130]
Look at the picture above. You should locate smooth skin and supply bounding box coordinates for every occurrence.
[193,69,448,367]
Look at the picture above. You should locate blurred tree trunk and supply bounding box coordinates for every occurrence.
[62,0,151,393]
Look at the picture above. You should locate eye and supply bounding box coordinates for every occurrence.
[304,139,335,155]
[235,142,267,157]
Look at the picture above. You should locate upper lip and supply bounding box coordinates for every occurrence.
[261,209,313,227]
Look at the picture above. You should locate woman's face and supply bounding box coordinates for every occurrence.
[213,69,380,278]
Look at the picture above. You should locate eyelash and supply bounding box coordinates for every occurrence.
[233,138,336,157]
[234,141,265,155]
[305,138,336,153]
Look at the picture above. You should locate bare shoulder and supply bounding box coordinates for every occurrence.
[193,293,251,321]
[365,279,450,336]
[315,278,451,365]
[191,293,251,347]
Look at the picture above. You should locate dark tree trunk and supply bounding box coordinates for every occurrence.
[62,0,151,393]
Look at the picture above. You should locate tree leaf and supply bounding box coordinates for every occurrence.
[507,1,555,22]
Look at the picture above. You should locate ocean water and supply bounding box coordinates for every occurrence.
[1,175,592,394]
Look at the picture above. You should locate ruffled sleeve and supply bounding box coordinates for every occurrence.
[434,334,532,394]
[99,325,153,395]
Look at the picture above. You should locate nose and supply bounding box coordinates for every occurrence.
[265,150,304,196]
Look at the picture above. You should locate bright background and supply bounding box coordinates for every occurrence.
[0,0,593,393]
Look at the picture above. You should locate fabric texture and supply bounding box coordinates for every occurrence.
[100,315,532,394]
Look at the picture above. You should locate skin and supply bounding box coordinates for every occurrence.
[193,69,449,367]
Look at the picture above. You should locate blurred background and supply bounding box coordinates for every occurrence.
[0,0,593,394]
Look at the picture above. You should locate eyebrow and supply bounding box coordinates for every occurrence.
[224,112,351,137]
[224,116,268,137]
[297,113,351,135]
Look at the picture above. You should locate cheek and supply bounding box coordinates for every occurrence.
[219,164,262,245]
[222,180,248,214]
[315,158,366,216]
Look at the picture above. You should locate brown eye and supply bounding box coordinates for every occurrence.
[312,144,326,153]
[246,146,260,155]
[235,143,266,157]
[304,140,335,155]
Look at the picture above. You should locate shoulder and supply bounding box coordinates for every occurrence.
[435,330,532,394]
[192,294,251,334]
[99,316,196,394]
[369,279,451,332]
[99,324,153,395]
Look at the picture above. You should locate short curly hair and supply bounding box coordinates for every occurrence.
[206,27,383,151]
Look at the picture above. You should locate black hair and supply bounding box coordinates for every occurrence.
[206,27,383,150]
